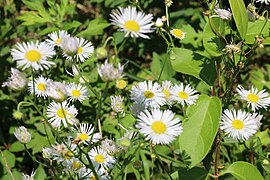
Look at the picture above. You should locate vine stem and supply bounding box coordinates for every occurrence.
[214,132,221,180]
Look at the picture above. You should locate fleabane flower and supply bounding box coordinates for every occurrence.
[236,85,270,111]
[66,82,88,102]
[47,101,78,128]
[88,146,116,171]
[220,109,258,141]
[2,68,28,91]
[256,0,270,5]
[171,83,199,106]
[46,81,67,102]
[64,37,94,62]
[14,126,31,144]
[170,29,186,40]
[73,123,100,145]
[62,36,79,56]
[110,95,125,115]
[214,8,232,20]
[22,169,36,180]
[130,80,166,109]
[97,60,124,81]
[110,6,154,39]
[136,109,183,145]
[28,76,50,98]
[46,30,70,47]
[11,41,55,71]
[161,80,174,104]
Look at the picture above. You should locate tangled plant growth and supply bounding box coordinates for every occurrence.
[1,0,270,179]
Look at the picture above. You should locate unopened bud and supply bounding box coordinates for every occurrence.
[96,47,108,59]
[13,111,23,120]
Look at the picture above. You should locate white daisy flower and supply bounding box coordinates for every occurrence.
[22,169,36,180]
[252,113,263,131]
[2,68,28,91]
[63,157,82,171]
[220,109,258,141]
[46,81,67,102]
[255,0,270,5]
[14,126,31,144]
[64,37,94,62]
[11,41,55,71]
[170,29,186,40]
[97,60,124,81]
[161,80,174,104]
[88,146,116,171]
[136,109,183,145]
[73,123,100,145]
[46,30,70,47]
[110,6,154,39]
[28,76,50,98]
[110,95,125,115]
[62,36,79,56]
[236,85,270,111]
[171,83,199,106]
[130,80,166,109]
[66,82,88,102]
[47,101,78,128]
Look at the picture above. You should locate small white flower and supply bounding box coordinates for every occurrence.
[2,68,28,91]
[155,18,164,28]
[130,80,166,109]
[62,36,80,57]
[220,109,258,141]
[97,60,124,81]
[42,147,53,159]
[236,85,270,111]
[66,82,88,102]
[171,83,199,106]
[136,109,183,145]
[28,76,50,98]
[46,81,67,102]
[170,29,186,40]
[11,41,55,71]
[214,8,232,20]
[110,6,154,39]
[47,101,78,128]
[22,169,36,180]
[255,0,270,5]
[14,126,31,144]
[74,123,100,145]
[46,30,70,47]
[110,95,125,115]
[51,137,77,162]
[101,139,117,155]
[161,80,174,105]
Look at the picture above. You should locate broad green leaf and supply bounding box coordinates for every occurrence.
[77,19,110,37]
[1,171,21,180]
[229,0,248,39]
[170,48,216,85]
[171,167,208,180]
[203,21,223,57]
[9,141,25,152]
[246,20,270,45]
[35,165,47,179]
[220,161,264,180]
[179,95,222,168]
[120,114,136,129]
[0,150,16,175]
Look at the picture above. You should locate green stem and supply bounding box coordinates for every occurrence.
[24,144,48,167]
[165,5,170,27]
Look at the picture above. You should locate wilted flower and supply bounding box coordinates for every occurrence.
[42,147,53,159]
[214,8,232,20]
[22,169,36,180]
[2,68,28,91]
[14,126,31,144]
[62,36,80,57]
[97,60,124,81]
[46,81,67,102]
[110,95,125,115]
[101,139,117,155]
[164,0,173,7]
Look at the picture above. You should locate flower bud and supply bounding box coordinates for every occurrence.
[96,47,108,59]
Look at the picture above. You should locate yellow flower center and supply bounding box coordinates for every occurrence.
[55,38,62,45]
[71,89,81,97]
[247,94,259,103]
[56,109,67,118]
[116,80,127,89]
[77,47,83,54]
[178,92,188,99]
[78,133,89,141]
[37,83,46,91]
[172,29,184,39]
[95,154,105,163]
[124,20,140,32]
[144,90,155,98]
[90,176,96,180]
[72,161,81,170]
[25,50,42,62]
[232,119,244,130]
[151,121,167,134]
[63,150,73,160]
[163,89,171,99]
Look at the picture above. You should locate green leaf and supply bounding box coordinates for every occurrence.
[170,48,216,85]
[220,161,264,180]
[229,0,248,39]
[171,167,208,180]
[203,21,223,57]
[179,94,222,168]
[9,141,25,152]
[0,150,16,175]
[77,19,110,37]
[246,20,270,45]
[140,151,150,180]
[35,165,47,179]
